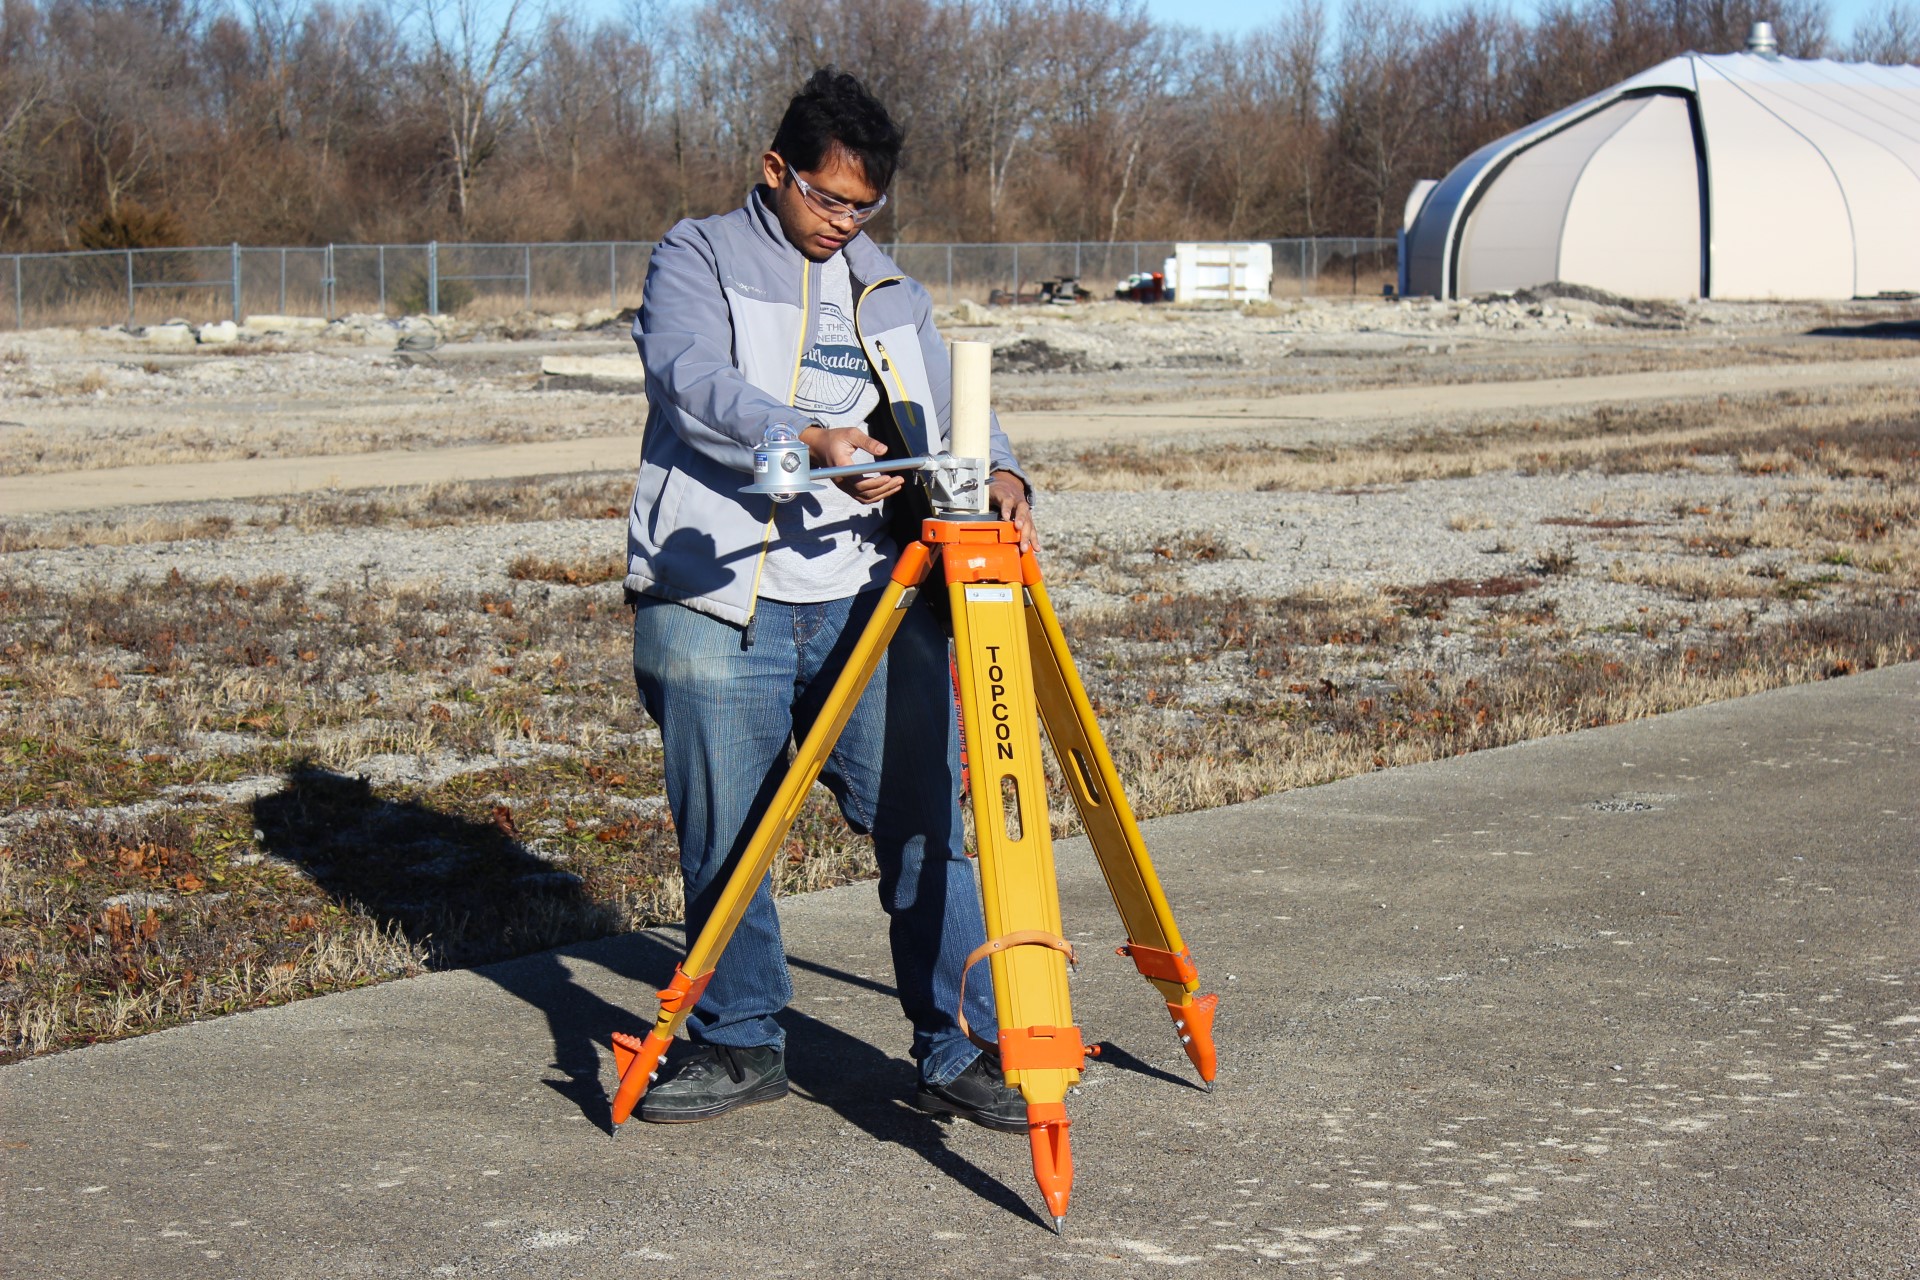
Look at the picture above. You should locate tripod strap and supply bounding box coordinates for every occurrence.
[955,930,1079,1057]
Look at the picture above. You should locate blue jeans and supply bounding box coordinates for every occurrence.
[630,589,995,1087]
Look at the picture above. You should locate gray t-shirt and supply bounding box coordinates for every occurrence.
[758,253,895,603]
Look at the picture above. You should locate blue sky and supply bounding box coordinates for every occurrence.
[1136,0,1882,47]
[577,0,1888,54]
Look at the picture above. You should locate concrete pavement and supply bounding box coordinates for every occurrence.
[3,665,1916,1278]
[10,355,1918,516]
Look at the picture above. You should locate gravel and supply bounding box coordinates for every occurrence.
[5,294,1907,699]
[3,463,1847,659]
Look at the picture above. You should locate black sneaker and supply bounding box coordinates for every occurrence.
[638,1043,788,1123]
[913,1053,1028,1134]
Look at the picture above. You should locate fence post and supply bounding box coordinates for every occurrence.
[378,245,387,314]
[428,241,439,316]
[324,244,335,319]
[1012,244,1020,304]
[125,250,135,327]
[1074,242,1081,278]
[609,242,617,311]
[1299,241,1308,297]
[230,244,241,323]
[524,243,532,311]
[946,244,953,303]
[14,255,22,330]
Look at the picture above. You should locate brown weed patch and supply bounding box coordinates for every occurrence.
[1541,516,1648,529]
[509,551,627,585]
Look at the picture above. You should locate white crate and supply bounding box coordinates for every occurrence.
[1162,242,1273,302]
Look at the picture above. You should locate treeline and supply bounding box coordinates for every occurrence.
[0,0,1914,253]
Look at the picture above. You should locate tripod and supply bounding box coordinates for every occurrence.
[609,439,1219,1234]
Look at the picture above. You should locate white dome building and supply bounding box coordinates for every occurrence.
[1402,28,1920,301]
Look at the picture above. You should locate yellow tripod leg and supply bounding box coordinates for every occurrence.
[1020,554,1220,1086]
[609,544,936,1126]
[931,519,1086,1231]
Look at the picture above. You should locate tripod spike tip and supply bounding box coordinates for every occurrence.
[1052,1215,1066,1236]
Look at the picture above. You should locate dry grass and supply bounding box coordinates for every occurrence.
[0,807,424,1058]
[0,568,652,798]
[0,556,878,1060]
[0,761,872,1060]
[0,511,247,552]
[6,372,1920,1062]
[0,474,632,553]
[508,550,627,585]
[14,548,1909,1061]
[1057,602,1913,824]
[1024,384,1920,495]
[1607,562,1779,601]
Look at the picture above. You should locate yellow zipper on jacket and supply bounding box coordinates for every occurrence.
[744,258,814,622]
[854,276,917,442]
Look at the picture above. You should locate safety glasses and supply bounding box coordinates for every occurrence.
[780,158,888,226]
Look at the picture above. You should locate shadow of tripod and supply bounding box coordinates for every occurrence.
[477,928,1049,1227]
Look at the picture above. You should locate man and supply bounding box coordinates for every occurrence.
[624,68,1035,1129]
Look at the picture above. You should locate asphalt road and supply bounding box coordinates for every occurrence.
[4,665,1916,1278]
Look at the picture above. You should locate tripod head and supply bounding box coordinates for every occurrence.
[742,425,992,515]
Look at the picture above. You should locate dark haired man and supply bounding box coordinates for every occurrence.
[623,68,1035,1128]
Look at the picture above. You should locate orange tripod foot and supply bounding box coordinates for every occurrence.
[1026,1102,1073,1232]
[1169,993,1220,1087]
[610,964,715,1126]
[609,1029,673,1126]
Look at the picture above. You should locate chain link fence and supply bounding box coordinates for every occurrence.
[0,238,1398,330]
[892,239,1398,307]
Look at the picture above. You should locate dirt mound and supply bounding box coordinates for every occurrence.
[1508,281,1688,327]
[992,337,1107,374]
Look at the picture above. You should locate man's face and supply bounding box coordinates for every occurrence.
[762,145,883,263]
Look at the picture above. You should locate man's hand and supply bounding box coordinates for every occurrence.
[799,425,902,504]
[989,470,1037,552]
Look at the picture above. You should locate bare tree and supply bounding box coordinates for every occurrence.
[952,0,1060,239]
[0,0,50,240]
[1260,0,1332,235]
[410,0,540,229]
[1329,0,1434,236]
[1850,0,1920,61]
[0,0,1887,253]
[47,0,199,228]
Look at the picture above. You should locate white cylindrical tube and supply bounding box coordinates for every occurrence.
[948,340,991,466]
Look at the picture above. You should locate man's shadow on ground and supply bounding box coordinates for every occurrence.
[254,761,1152,1226]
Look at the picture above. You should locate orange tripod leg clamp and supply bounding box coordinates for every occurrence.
[1117,941,1200,986]
[1118,942,1218,1084]
[609,965,715,1125]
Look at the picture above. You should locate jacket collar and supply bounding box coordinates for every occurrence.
[746,184,795,256]
[843,230,899,286]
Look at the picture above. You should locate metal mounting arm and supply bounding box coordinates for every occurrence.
[742,427,990,515]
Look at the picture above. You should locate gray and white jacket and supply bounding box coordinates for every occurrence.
[624,187,1024,626]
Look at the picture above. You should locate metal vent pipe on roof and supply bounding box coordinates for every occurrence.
[1746,21,1779,57]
